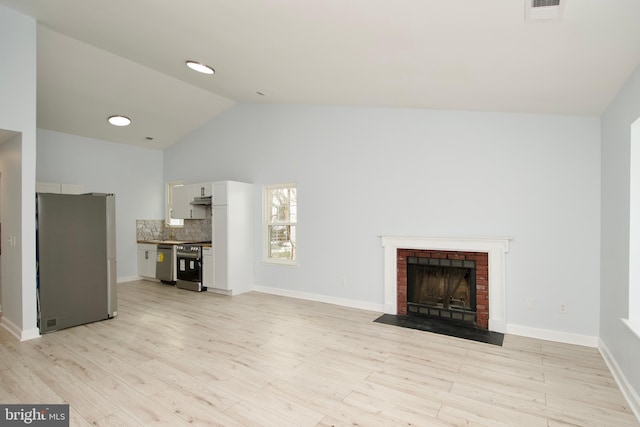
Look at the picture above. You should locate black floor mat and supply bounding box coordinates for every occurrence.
[374,313,504,346]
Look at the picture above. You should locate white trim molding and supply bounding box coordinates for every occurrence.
[623,318,640,340]
[599,337,640,422]
[252,285,384,313]
[381,236,511,333]
[507,323,599,347]
[117,276,145,283]
[1,317,40,341]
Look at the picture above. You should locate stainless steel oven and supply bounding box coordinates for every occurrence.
[176,244,205,291]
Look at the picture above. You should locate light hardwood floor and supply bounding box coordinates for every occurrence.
[0,280,638,426]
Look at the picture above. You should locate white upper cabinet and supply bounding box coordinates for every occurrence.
[213,181,227,205]
[192,182,212,199]
[36,182,83,194]
[171,185,205,219]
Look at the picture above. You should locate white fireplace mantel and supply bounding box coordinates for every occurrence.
[381,236,511,333]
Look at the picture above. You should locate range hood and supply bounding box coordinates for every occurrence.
[190,196,212,205]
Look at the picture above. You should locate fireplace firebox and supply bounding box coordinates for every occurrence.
[397,249,489,330]
[406,256,476,324]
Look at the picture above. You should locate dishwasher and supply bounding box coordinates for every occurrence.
[155,244,175,284]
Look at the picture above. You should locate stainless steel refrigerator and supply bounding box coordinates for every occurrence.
[36,193,117,333]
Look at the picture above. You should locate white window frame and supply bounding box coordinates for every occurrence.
[264,182,297,265]
[166,181,184,228]
[626,118,640,338]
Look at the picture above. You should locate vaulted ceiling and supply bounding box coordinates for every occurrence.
[1,0,640,149]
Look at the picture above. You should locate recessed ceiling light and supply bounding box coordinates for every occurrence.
[186,60,215,75]
[108,115,131,126]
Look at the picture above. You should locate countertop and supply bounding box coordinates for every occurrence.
[137,240,212,247]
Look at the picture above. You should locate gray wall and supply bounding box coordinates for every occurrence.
[601,63,640,405]
[36,129,165,280]
[165,103,601,339]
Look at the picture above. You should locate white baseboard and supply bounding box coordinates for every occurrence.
[251,287,601,347]
[0,317,40,341]
[252,285,384,313]
[117,275,145,283]
[599,338,640,422]
[207,287,232,296]
[0,317,21,340]
[506,323,599,347]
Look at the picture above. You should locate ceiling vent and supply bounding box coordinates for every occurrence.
[533,0,560,6]
[525,0,566,22]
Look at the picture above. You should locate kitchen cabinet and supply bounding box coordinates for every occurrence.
[213,205,228,291]
[36,182,83,194]
[213,181,227,204]
[137,243,157,279]
[202,247,214,288]
[192,182,212,199]
[208,181,253,296]
[171,184,206,219]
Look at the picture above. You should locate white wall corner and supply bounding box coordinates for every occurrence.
[599,338,640,422]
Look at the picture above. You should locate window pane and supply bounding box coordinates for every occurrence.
[269,187,297,223]
[269,225,295,260]
[265,183,297,262]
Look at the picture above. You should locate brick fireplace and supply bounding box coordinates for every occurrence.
[397,249,489,329]
[381,236,510,333]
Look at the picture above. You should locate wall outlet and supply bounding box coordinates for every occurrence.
[559,304,568,314]
[526,298,535,310]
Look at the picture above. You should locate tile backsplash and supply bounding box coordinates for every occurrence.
[136,217,212,242]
